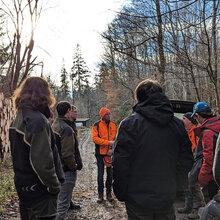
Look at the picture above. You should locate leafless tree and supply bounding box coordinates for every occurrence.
[0,0,48,96]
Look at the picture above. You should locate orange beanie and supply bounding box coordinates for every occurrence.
[99,107,110,118]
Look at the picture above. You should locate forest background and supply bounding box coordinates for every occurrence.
[0,0,220,125]
[0,1,219,214]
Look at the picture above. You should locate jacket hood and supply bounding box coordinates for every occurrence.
[133,92,174,125]
[195,116,220,136]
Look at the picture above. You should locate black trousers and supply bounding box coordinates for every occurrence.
[95,154,112,195]
[202,180,219,204]
[125,202,175,220]
[19,195,57,220]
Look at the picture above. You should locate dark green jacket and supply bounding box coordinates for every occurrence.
[9,108,61,206]
[52,117,77,172]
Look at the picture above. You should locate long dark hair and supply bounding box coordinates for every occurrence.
[13,77,56,110]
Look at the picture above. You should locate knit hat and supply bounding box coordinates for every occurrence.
[184,112,197,125]
[100,107,110,118]
[56,101,71,116]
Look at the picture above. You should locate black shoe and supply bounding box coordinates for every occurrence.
[177,206,192,214]
[69,200,81,210]
[106,192,114,202]
[177,199,193,213]
[97,194,104,204]
[188,209,200,219]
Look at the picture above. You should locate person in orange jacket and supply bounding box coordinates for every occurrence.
[183,112,198,153]
[178,112,204,219]
[92,107,118,203]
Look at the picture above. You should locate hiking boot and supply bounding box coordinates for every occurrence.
[188,209,200,219]
[177,193,193,214]
[69,200,81,210]
[97,194,104,203]
[106,192,114,202]
[178,205,192,214]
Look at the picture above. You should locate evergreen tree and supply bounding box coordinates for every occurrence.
[60,63,69,99]
[46,74,61,101]
[70,44,90,102]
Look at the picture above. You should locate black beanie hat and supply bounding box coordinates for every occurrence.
[184,112,197,125]
[56,101,71,116]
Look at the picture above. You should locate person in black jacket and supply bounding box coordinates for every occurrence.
[112,78,194,220]
[9,77,64,220]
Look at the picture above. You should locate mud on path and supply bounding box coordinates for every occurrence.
[1,129,187,219]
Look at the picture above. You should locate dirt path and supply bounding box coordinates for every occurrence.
[67,129,127,220]
[68,129,188,220]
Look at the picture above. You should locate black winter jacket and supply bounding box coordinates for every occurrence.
[112,92,193,210]
[9,108,64,207]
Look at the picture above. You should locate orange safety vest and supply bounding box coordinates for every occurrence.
[188,125,198,153]
[92,119,118,155]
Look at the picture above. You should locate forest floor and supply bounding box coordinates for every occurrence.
[0,129,189,220]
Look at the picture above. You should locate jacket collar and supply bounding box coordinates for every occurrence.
[58,116,73,127]
[100,118,110,126]
[194,116,219,136]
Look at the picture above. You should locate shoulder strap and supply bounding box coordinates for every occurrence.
[94,120,101,138]
[201,128,219,155]
[204,118,220,127]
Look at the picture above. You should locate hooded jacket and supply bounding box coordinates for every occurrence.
[193,117,220,187]
[112,92,193,210]
[9,108,63,207]
[92,119,117,155]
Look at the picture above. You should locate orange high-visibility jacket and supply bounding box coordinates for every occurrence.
[188,125,198,153]
[92,119,118,155]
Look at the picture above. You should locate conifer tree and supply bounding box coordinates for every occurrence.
[46,74,61,101]
[60,63,69,99]
[70,44,90,102]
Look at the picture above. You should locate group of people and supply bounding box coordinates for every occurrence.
[9,77,82,220]
[9,76,220,220]
[177,102,220,219]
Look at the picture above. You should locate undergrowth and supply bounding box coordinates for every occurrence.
[0,160,17,216]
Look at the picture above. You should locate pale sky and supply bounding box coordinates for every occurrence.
[33,0,127,84]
